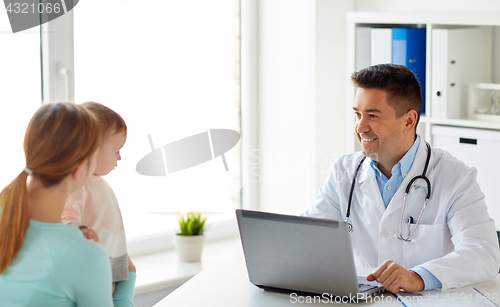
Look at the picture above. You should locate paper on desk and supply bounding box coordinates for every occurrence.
[394,288,499,307]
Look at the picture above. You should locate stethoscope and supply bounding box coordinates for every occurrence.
[344,141,432,243]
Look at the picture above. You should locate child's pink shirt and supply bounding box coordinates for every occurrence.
[62,176,128,282]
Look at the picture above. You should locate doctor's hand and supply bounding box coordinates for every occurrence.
[366,260,424,293]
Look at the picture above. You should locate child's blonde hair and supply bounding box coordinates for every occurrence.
[81,102,127,138]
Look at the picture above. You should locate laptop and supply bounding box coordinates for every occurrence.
[235,209,386,301]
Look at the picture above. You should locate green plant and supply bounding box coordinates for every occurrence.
[177,212,207,236]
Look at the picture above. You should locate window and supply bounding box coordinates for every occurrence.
[73,0,241,238]
[0,13,41,190]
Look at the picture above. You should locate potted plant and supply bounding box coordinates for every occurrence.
[174,212,207,262]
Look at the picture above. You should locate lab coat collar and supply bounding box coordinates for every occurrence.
[368,134,420,183]
[383,140,432,219]
[359,159,386,214]
[356,138,431,216]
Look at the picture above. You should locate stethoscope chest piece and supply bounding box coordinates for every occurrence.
[344,218,353,233]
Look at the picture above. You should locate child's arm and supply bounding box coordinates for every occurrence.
[112,257,137,306]
[113,272,136,307]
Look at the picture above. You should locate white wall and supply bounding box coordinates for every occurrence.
[315,0,356,197]
[257,0,316,214]
[255,0,500,214]
[255,0,354,214]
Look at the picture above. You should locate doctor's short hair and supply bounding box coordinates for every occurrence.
[350,64,422,128]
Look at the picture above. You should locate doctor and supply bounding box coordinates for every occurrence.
[302,64,500,293]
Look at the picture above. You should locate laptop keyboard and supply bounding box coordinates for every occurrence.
[358,283,379,292]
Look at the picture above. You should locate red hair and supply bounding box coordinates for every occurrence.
[81,101,127,138]
[0,102,101,274]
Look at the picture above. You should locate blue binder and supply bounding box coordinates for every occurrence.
[392,28,426,115]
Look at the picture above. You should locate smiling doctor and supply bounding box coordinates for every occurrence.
[302,64,500,293]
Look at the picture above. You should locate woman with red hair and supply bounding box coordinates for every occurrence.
[0,102,135,306]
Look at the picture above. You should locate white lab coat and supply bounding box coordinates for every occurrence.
[303,140,500,290]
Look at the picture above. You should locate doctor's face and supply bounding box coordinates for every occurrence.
[353,88,408,166]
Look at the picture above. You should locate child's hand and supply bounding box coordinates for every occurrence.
[128,256,136,273]
[78,226,99,242]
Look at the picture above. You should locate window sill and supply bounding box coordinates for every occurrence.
[127,219,240,257]
[132,233,244,295]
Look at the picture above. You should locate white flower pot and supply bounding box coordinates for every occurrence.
[173,234,205,262]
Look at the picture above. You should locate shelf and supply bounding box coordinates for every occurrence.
[420,116,500,131]
[347,12,500,27]
[431,118,500,131]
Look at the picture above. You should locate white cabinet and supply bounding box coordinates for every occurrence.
[432,126,500,222]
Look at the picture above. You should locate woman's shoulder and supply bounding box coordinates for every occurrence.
[15,221,111,291]
[63,229,109,260]
[31,223,114,298]
[28,221,108,261]
[46,224,112,281]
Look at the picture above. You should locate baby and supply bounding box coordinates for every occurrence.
[62,101,134,285]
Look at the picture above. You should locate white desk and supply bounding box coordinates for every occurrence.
[155,261,500,306]
[133,238,243,295]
